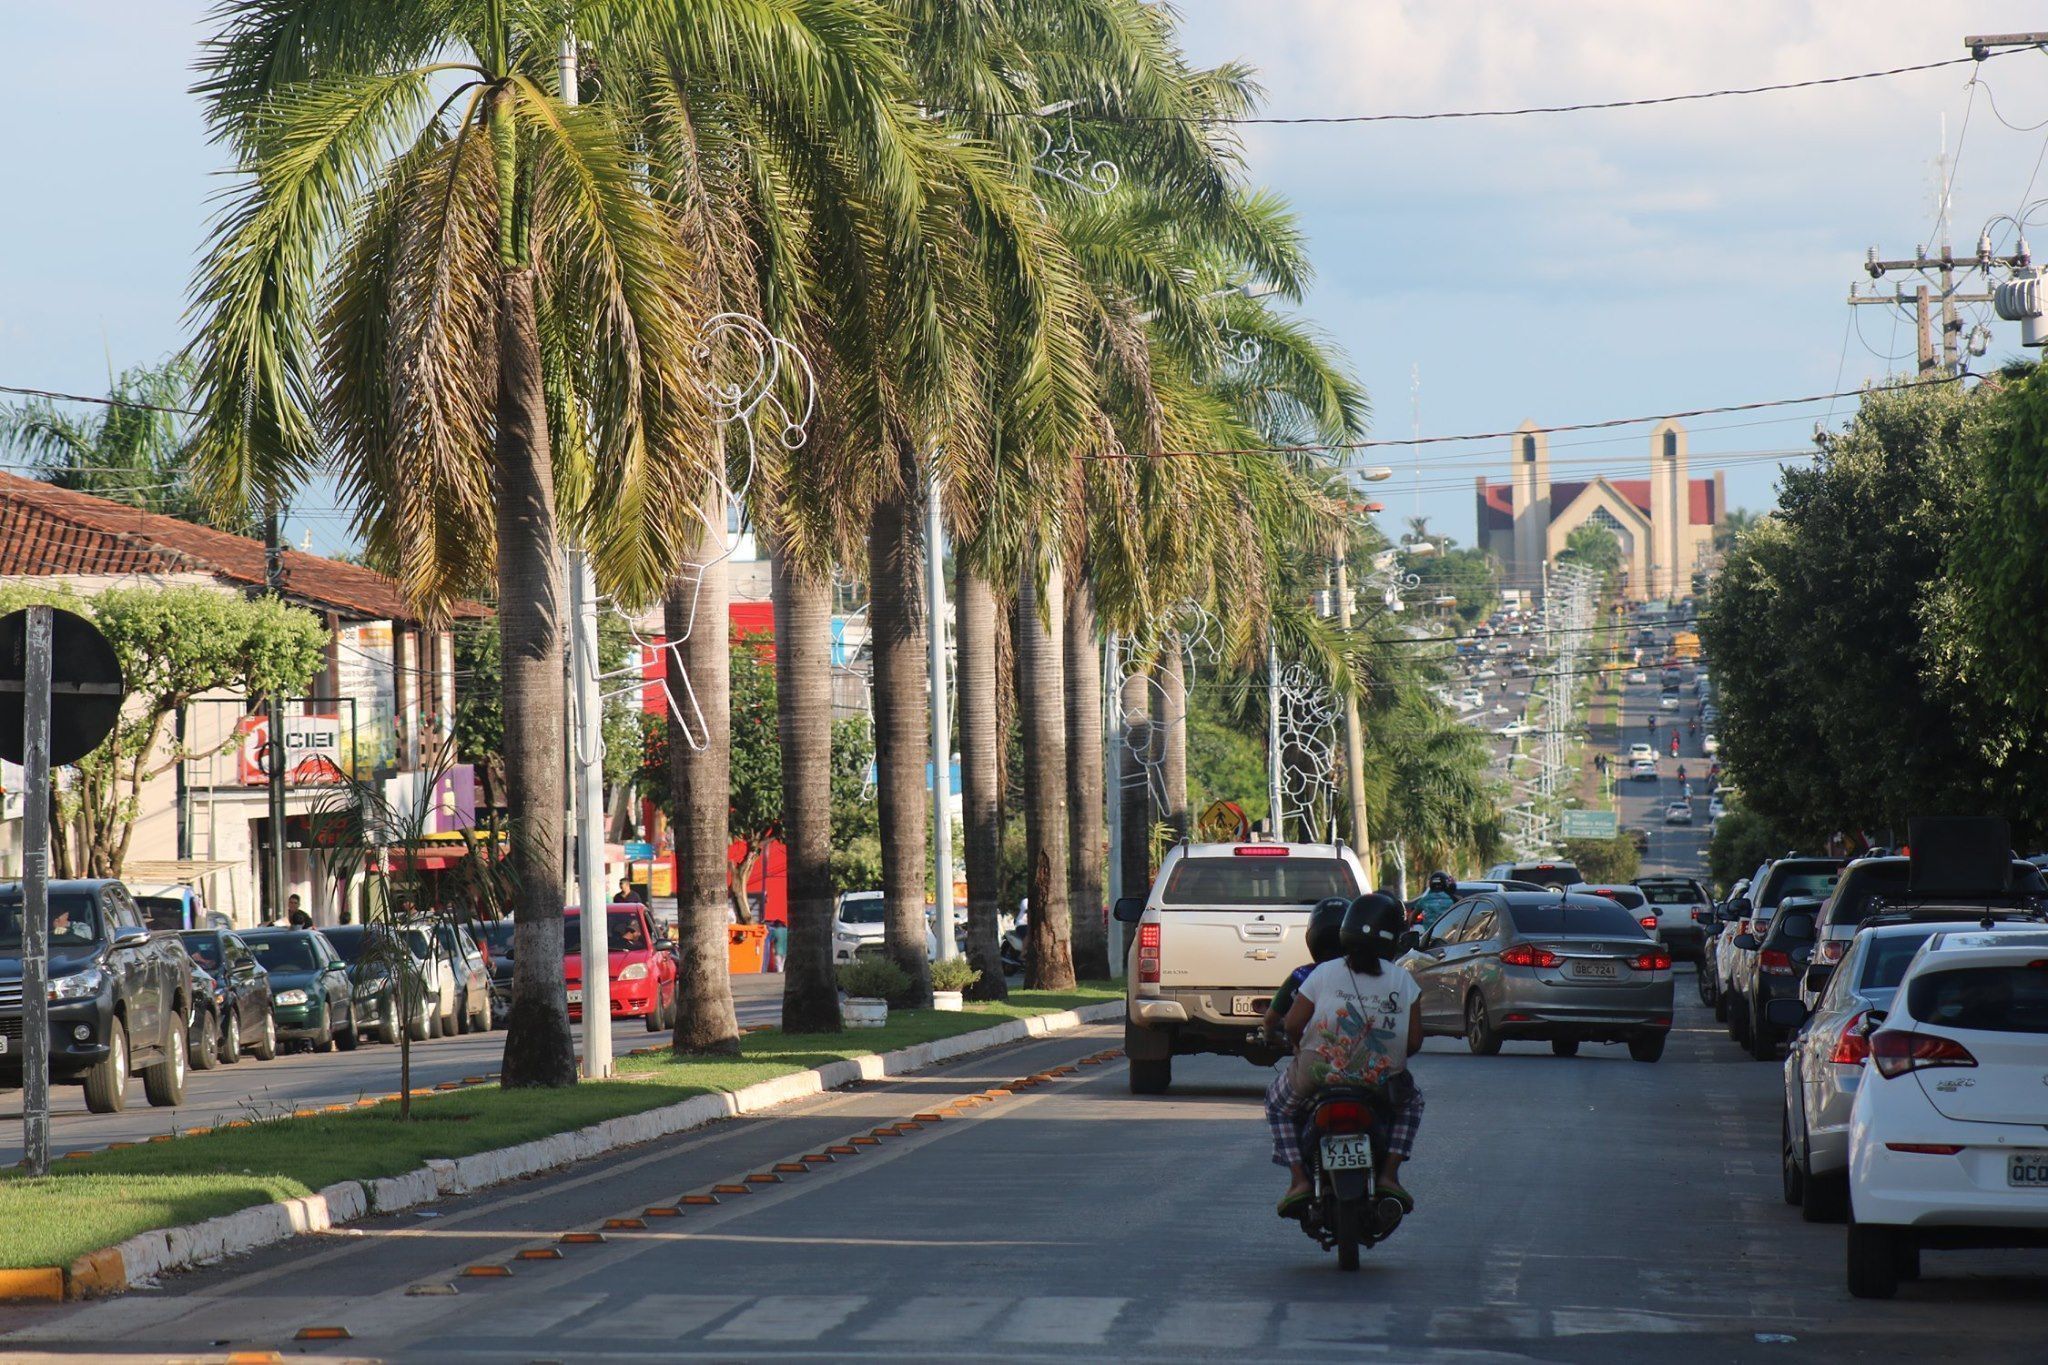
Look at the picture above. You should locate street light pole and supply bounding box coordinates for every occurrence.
[561,28,613,1076]
[264,502,289,920]
[1266,637,1285,839]
[1332,539,1370,862]
[925,465,957,960]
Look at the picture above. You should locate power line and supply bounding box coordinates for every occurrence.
[0,384,200,417]
[1053,52,2004,127]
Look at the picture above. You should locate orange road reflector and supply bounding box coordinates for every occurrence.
[603,1218,647,1230]
[148,1134,177,1142]
[294,1326,352,1341]
[849,1136,879,1146]
[354,1098,381,1107]
[712,1184,752,1195]
[463,1076,488,1085]
[773,1162,808,1173]
[745,1173,781,1185]
[225,1352,285,1364]
[461,1265,512,1278]
[896,1121,924,1131]
[516,1248,564,1261]
[912,1112,945,1122]
[800,1154,834,1164]
[642,1206,682,1217]
[63,1150,95,1160]
[558,1232,605,1245]
[404,1284,458,1296]
[680,1194,719,1206]
[434,1081,462,1091]
[983,1088,1013,1098]
[870,1127,901,1138]
[827,1144,860,1154]
[223,1120,254,1128]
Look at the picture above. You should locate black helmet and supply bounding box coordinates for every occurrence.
[1307,897,1349,963]
[1341,892,1408,961]
[1427,870,1453,893]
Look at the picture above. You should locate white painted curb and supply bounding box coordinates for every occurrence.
[80,1000,1120,1294]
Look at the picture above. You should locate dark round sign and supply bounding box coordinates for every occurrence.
[0,606,125,767]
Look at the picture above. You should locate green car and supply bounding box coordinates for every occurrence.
[240,929,358,1053]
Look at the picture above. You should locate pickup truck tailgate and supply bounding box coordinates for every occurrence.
[1157,911,1305,990]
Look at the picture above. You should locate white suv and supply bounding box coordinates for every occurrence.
[1113,839,1367,1094]
[1844,927,2048,1297]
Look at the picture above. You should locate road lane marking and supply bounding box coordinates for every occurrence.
[1276,1300,1397,1345]
[999,1295,1127,1344]
[1142,1298,1273,1348]
[854,1294,1010,1341]
[705,1293,865,1340]
[587,1293,749,1338]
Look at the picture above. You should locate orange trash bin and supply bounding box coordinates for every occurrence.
[727,924,769,974]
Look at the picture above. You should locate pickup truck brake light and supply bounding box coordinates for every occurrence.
[1232,846,1288,857]
[1137,923,1161,984]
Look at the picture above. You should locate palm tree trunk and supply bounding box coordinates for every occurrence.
[494,267,575,1088]
[668,487,740,1055]
[1064,577,1107,980]
[1017,554,1075,989]
[1118,665,1151,913]
[1156,646,1189,839]
[867,467,932,1006]
[955,561,1007,1000]
[773,546,840,1033]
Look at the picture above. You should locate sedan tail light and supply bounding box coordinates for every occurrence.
[1870,1029,1978,1080]
[1829,1010,1871,1065]
[1758,949,1796,976]
[1137,923,1161,984]
[1630,949,1673,971]
[1884,1143,1964,1156]
[1639,915,1658,931]
[1499,943,1561,968]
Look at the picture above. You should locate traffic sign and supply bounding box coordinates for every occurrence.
[0,606,123,766]
[1561,809,1620,839]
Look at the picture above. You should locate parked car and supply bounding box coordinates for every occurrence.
[1806,855,2048,995]
[178,928,276,1065]
[1842,927,2048,1298]
[0,880,195,1113]
[240,928,358,1053]
[833,890,938,963]
[1778,920,1987,1224]
[424,918,493,1032]
[321,924,431,1044]
[1735,895,1825,1060]
[564,902,679,1032]
[1724,857,1844,1046]
[1702,733,1719,756]
[1634,876,1712,963]
[390,922,461,1037]
[475,918,515,1017]
[1479,860,1583,890]
[1407,890,1672,1061]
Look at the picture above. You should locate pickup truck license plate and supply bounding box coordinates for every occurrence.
[0,1034,7,1056]
[1569,960,1618,979]
[1320,1135,1373,1171]
[1231,995,1265,1016]
[2009,1152,2048,1187]
[566,989,583,1005]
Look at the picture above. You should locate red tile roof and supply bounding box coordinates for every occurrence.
[1475,476,1718,528]
[0,471,486,622]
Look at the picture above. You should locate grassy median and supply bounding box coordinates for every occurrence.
[0,985,1118,1271]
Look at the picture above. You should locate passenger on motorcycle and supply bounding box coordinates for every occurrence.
[1271,893,1425,1218]
[1409,871,1456,932]
[1259,897,1348,1040]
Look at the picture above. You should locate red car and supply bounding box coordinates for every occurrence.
[564,903,677,1031]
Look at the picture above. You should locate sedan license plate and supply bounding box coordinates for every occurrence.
[1231,995,1265,1017]
[2009,1151,2048,1187]
[1320,1134,1373,1171]
[1570,960,1619,980]
[566,989,583,1005]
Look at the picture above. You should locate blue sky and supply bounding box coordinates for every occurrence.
[5,2,2047,556]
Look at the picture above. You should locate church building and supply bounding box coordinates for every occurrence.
[1474,419,1724,601]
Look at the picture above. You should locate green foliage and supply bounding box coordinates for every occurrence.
[1556,524,1622,580]
[1364,684,1504,876]
[1561,833,1640,885]
[1708,806,1785,895]
[836,955,910,1002]
[0,584,325,876]
[1187,686,1269,823]
[460,616,641,795]
[827,718,882,893]
[1409,545,1500,624]
[928,957,982,992]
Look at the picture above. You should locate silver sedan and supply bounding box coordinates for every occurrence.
[1406,891,1675,1063]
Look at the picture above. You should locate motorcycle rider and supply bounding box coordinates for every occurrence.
[1272,893,1425,1217]
[1409,872,1457,932]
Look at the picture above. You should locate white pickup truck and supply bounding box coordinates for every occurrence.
[1113,838,1368,1094]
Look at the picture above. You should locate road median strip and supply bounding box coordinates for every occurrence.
[0,988,1120,1300]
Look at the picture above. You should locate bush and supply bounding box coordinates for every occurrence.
[928,958,982,993]
[1560,833,1640,885]
[836,956,910,1001]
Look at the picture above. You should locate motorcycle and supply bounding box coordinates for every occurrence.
[1289,1084,1407,1271]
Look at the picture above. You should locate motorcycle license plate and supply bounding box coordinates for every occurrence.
[1320,1135,1373,1171]
[567,989,583,1005]
[1570,960,1618,979]
[1231,995,1265,1016]
[2009,1152,2048,1187]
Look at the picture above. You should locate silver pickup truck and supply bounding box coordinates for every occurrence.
[1114,838,1368,1094]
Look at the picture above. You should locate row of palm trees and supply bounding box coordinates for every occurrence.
[185,0,1376,1085]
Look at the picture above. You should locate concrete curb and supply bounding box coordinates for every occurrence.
[26,1000,1120,1301]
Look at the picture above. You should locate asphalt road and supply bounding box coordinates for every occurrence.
[1610,668,1712,878]
[4,985,2041,1363]
[0,975,786,1164]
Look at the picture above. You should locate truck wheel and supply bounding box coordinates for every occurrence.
[143,1013,187,1107]
[83,1016,129,1114]
[1128,1056,1172,1094]
[251,1011,278,1061]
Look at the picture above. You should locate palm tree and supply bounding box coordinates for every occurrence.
[955,559,1008,998]
[1017,554,1075,986]
[1063,573,1108,979]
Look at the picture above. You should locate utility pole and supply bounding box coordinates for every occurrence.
[1266,638,1285,839]
[561,27,613,1076]
[263,502,289,920]
[924,466,957,960]
[19,607,51,1175]
[1331,538,1369,860]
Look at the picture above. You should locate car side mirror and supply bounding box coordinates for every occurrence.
[1111,896,1146,924]
[1764,997,1808,1029]
[1398,930,1419,954]
[1729,898,1752,917]
[1862,1010,1886,1032]
[1734,933,1759,951]
[110,925,150,950]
